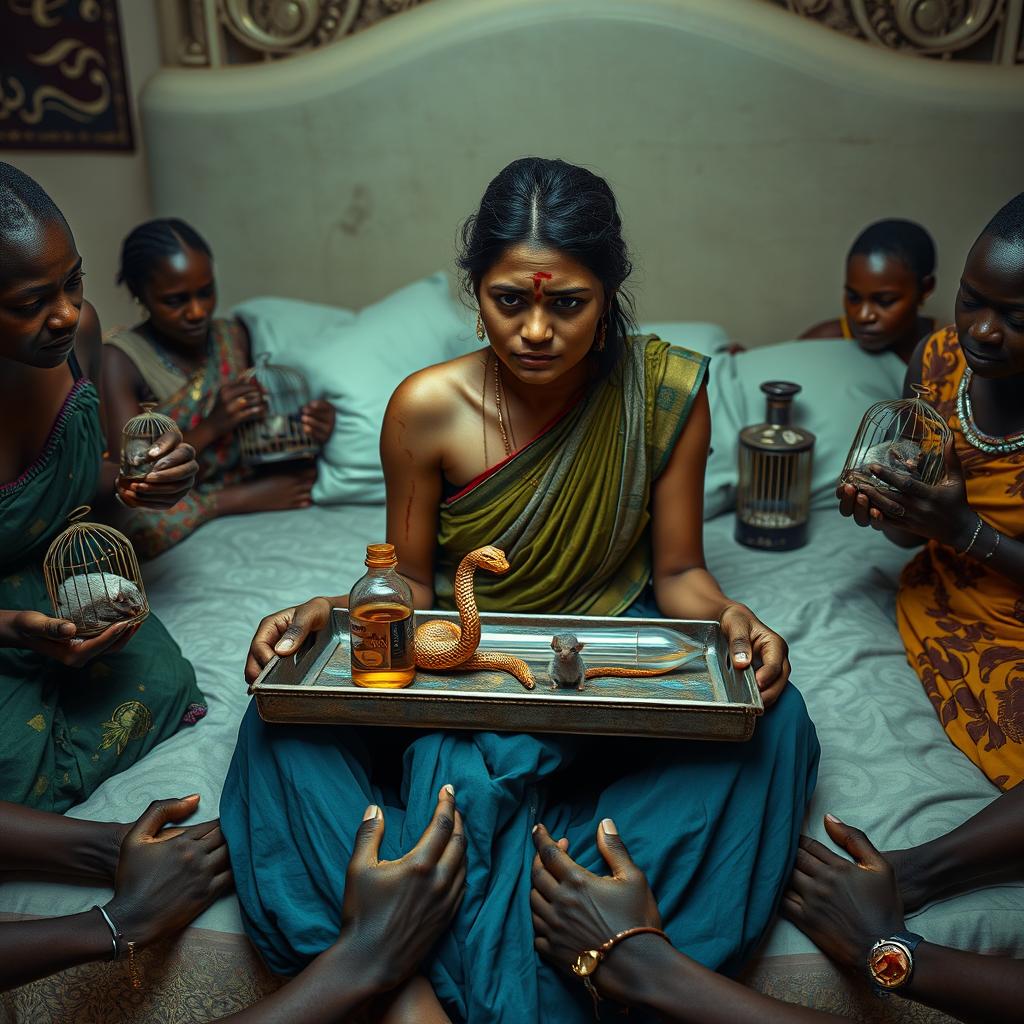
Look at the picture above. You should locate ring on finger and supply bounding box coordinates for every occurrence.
[889,504,906,519]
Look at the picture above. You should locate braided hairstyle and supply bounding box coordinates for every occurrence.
[117,218,212,300]
[457,157,637,380]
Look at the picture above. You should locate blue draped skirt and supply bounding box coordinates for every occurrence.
[221,679,818,1023]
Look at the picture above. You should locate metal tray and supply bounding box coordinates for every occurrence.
[252,610,764,741]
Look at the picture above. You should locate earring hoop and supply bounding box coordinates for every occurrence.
[476,312,486,341]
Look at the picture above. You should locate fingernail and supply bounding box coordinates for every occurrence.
[532,824,540,835]
[276,639,294,652]
[601,817,618,835]
[735,652,750,663]
[825,813,842,824]
[362,804,379,821]
[443,784,455,797]
[185,793,200,801]
[148,445,161,457]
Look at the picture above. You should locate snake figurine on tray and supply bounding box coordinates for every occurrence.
[414,545,677,692]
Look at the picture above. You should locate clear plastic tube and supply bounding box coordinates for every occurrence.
[475,624,705,672]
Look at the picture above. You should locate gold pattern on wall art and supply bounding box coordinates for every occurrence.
[0,0,134,151]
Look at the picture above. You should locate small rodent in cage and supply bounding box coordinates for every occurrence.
[44,507,149,637]
[55,572,146,630]
[120,403,180,481]
[841,386,950,493]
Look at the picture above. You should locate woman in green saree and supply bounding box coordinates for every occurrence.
[0,163,206,812]
[224,159,819,1024]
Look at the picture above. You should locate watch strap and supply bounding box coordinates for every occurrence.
[890,930,924,954]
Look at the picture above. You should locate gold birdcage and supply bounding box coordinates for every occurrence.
[120,403,180,480]
[237,353,319,467]
[841,384,952,492]
[735,382,815,551]
[43,507,149,638]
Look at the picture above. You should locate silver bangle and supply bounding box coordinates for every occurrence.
[982,528,1001,562]
[94,904,121,960]
[959,515,984,556]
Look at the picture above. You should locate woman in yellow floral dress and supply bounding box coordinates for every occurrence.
[839,193,1024,789]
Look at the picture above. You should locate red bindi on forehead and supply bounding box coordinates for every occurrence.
[531,271,552,299]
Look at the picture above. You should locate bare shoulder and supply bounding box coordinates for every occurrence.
[798,319,844,340]
[386,349,484,429]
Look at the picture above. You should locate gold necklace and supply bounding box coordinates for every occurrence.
[481,353,490,467]
[493,355,514,457]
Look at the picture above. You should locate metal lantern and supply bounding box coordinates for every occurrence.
[43,507,149,638]
[238,353,318,467]
[841,384,952,492]
[120,402,180,480]
[735,381,815,551]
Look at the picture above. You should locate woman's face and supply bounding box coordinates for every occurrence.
[842,252,928,353]
[140,245,216,352]
[478,243,605,385]
[955,233,1024,380]
[0,218,83,369]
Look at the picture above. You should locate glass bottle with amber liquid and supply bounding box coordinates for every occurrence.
[349,543,416,688]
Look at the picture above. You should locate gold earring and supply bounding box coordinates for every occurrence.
[595,317,607,352]
[476,312,486,341]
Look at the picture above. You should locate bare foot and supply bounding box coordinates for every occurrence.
[373,975,451,1024]
[214,467,316,517]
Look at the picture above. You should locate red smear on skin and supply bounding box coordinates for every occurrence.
[531,271,552,300]
[404,481,415,539]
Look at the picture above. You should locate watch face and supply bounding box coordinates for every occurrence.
[572,950,601,977]
[869,942,912,989]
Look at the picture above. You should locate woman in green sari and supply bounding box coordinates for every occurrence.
[224,159,819,1024]
[0,163,206,812]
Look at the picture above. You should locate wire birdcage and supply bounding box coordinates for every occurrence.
[735,382,815,551]
[237,353,319,467]
[841,384,952,492]
[43,507,149,638]
[120,403,180,480]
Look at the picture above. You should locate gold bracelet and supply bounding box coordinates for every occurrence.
[958,515,984,556]
[572,927,672,1016]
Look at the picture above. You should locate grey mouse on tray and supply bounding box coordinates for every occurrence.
[548,632,587,691]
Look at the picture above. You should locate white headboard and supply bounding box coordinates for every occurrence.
[142,0,1024,345]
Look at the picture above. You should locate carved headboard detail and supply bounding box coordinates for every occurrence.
[157,0,1023,66]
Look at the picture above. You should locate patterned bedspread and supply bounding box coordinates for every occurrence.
[1,503,1019,1022]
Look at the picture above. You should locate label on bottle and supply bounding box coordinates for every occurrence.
[350,602,413,672]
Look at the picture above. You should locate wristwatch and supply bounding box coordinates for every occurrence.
[867,931,924,991]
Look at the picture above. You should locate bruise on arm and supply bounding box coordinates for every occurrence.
[380,372,448,609]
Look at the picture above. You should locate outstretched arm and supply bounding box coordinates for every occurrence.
[0,802,123,880]
[215,786,466,1022]
[0,796,230,992]
[887,786,1024,912]
[530,821,842,1024]
[786,815,1024,1024]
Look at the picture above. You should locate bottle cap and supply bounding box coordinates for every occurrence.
[365,543,398,568]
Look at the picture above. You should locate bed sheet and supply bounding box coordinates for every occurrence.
[0,503,1020,964]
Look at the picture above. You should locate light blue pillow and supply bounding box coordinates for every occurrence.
[638,321,730,354]
[704,340,906,519]
[235,273,478,504]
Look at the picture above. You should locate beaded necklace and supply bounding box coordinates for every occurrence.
[956,367,1024,454]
